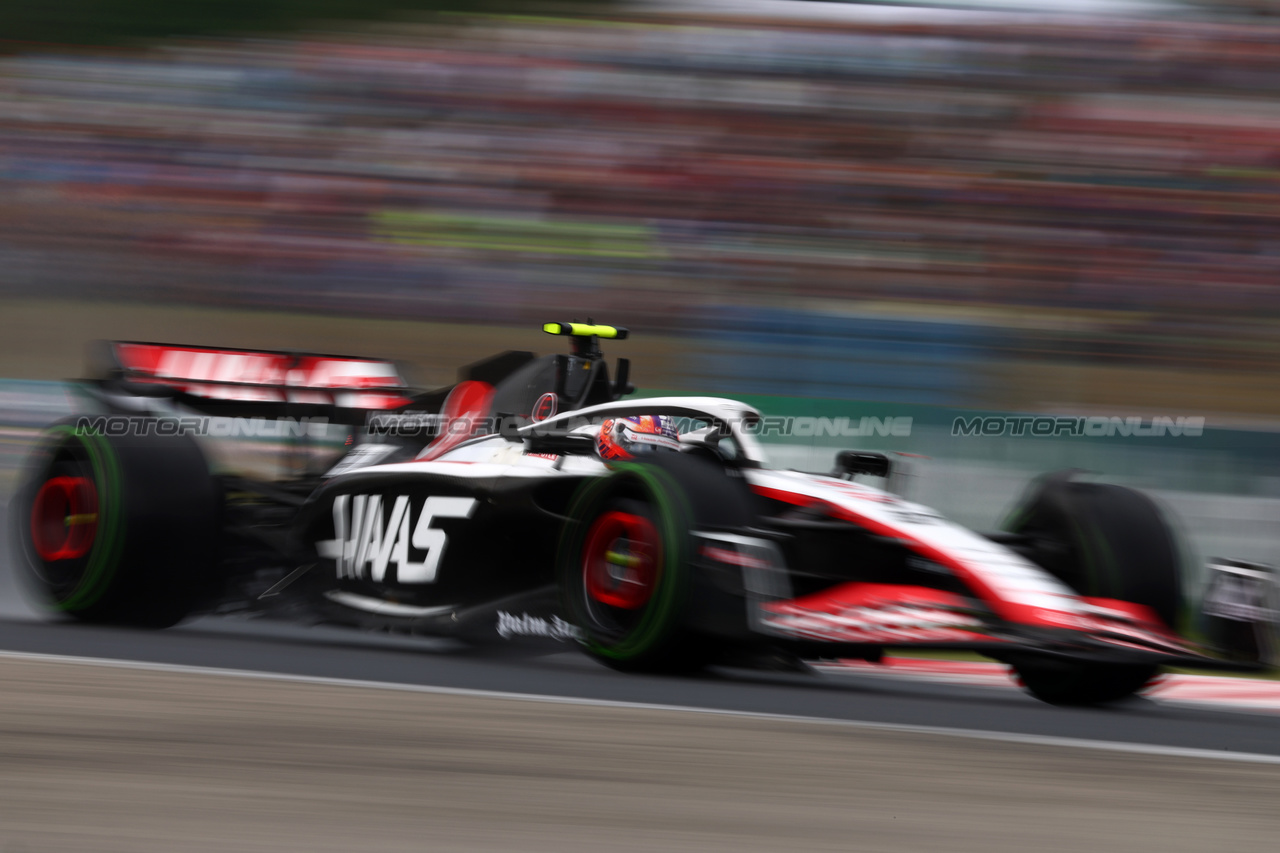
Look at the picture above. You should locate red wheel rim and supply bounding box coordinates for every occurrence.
[30,476,98,562]
[582,510,660,610]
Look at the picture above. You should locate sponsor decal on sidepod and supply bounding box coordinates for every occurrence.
[496,611,582,642]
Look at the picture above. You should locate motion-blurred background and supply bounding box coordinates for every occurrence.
[2,0,1280,556]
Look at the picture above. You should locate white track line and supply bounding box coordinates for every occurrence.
[1,648,1278,766]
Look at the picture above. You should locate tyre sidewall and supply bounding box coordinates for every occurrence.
[16,425,127,617]
[16,421,221,627]
[560,462,693,667]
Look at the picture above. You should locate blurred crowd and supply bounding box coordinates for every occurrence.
[2,9,1280,410]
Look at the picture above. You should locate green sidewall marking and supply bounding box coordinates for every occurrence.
[42,426,124,611]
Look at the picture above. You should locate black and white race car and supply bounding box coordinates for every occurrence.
[13,324,1270,705]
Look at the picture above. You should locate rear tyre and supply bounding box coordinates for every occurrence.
[1002,472,1181,706]
[559,452,754,673]
[15,420,221,627]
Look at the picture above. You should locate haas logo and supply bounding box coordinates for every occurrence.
[532,392,558,422]
[316,495,477,584]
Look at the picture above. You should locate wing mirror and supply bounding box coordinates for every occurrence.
[832,450,891,479]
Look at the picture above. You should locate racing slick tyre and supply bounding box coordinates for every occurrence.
[1011,659,1158,707]
[558,452,754,673]
[14,419,220,628]
[1001,472,1182,706]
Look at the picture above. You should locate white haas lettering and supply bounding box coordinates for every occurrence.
[316,495,477,583]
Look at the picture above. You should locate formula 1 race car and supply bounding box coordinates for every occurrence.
[12,323,1269,706]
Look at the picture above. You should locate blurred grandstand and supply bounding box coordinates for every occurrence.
[2,6,1280,417]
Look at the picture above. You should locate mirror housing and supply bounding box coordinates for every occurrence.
[833,450,891,479]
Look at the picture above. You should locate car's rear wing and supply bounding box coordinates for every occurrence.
[81,322,634,449]
[90,341,416,412]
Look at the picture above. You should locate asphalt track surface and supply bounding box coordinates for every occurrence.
[1,497,1278,763]
[6,655,1280,853]
[6,494,1280,851]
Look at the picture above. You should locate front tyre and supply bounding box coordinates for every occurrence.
[1003,471,1181,706]
[1004,472,1184,628]
[560,463,697,672]
[1012,659,1158,707]
[559,452,756,673]
[15,421,220,627]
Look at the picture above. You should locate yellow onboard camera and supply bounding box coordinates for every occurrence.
[542,323,628,340]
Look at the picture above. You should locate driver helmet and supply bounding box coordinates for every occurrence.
[596,415,681,461]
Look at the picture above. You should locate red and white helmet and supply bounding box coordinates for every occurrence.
[596,415,681,461]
